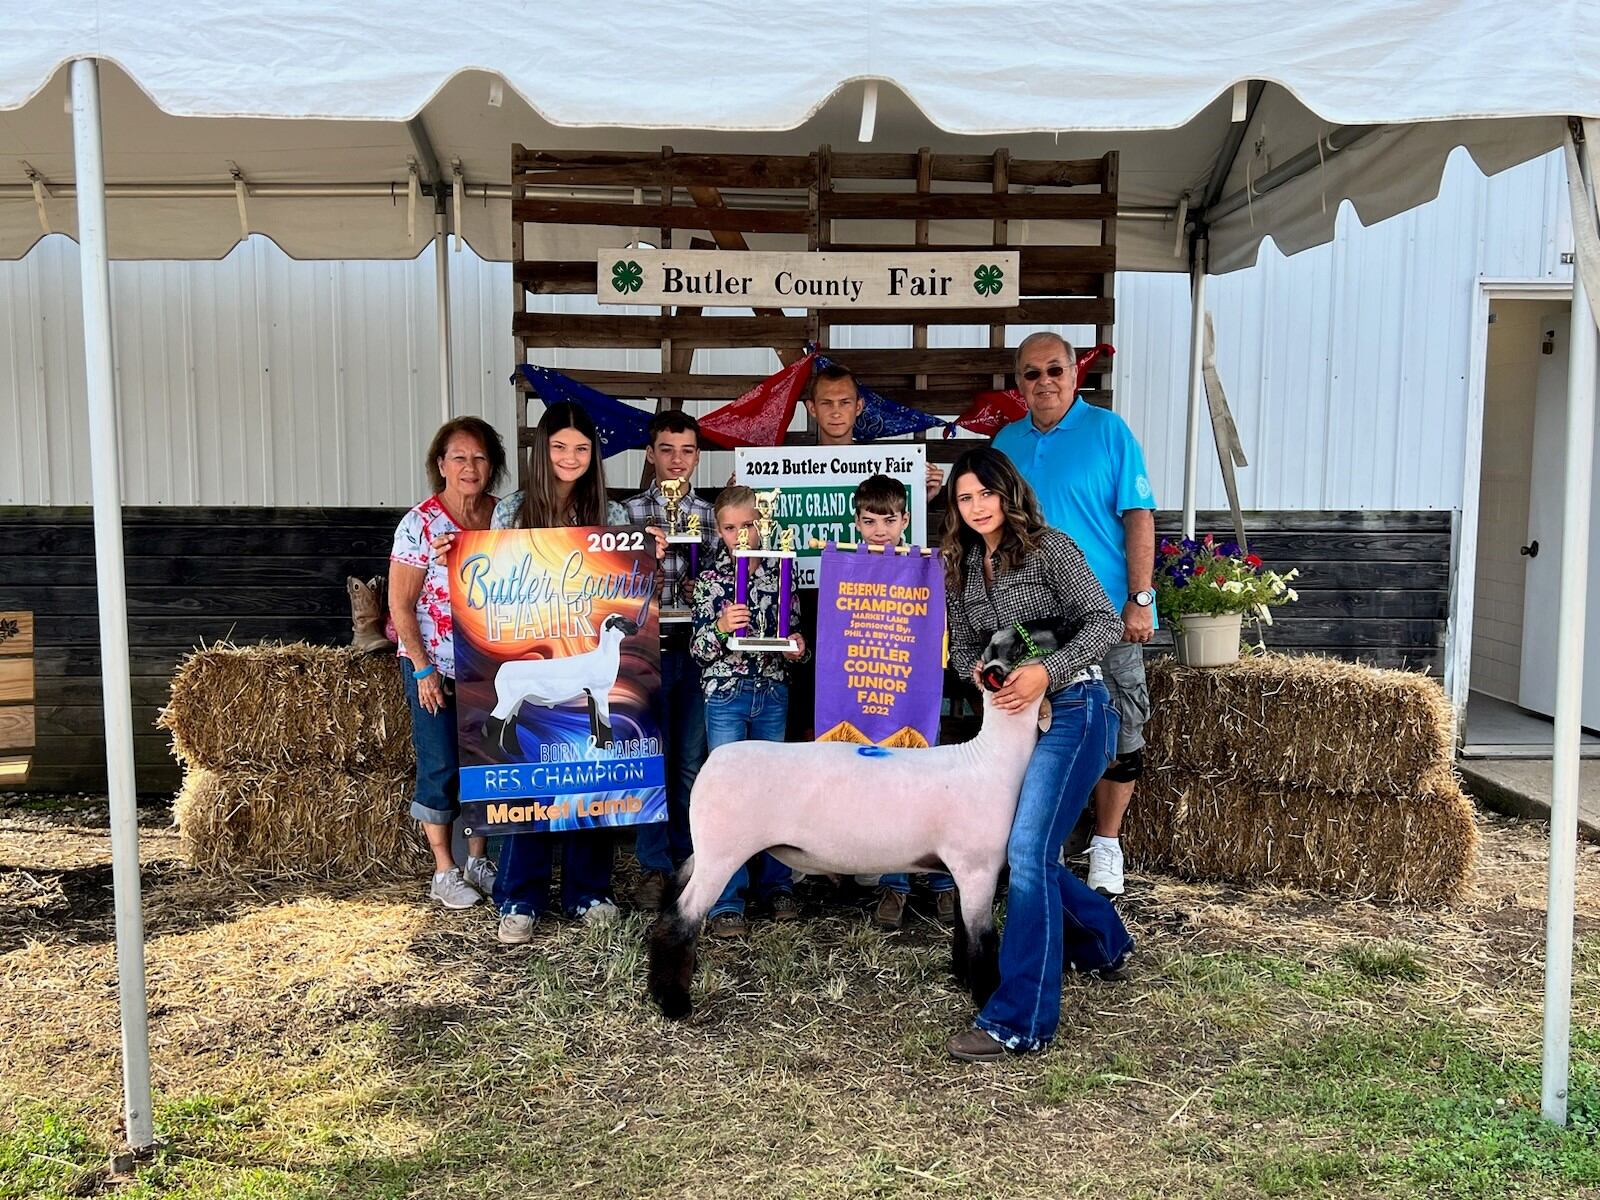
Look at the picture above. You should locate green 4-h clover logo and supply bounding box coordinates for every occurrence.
[611,259,644,294]
[973,264,1004,297]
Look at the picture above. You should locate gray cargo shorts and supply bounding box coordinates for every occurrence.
[1098,640,1151,756]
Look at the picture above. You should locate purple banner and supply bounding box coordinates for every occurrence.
[814,544,946,748]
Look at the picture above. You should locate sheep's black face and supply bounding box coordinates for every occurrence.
[604,615,640,636]
[978,619,1070,692]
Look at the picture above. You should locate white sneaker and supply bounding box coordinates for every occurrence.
[463,856,497,896]
[497,912,536,944]
[430,867,482,910]
[578,899,621,927]
[1086,842,1125,896]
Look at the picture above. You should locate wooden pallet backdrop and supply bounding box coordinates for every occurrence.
[511,145,1118,482]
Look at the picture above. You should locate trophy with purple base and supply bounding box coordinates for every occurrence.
[729,487,799,653]
[657,477,701,625]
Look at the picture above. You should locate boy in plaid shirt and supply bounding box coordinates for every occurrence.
[622,411,718,911]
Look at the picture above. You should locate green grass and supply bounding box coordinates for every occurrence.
[5,812,1600,1199]
[1217,1019,1600,1197]
[0,1107,93,1199]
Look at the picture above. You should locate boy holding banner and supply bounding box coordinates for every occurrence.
[813,475,954,930]
[848,476,957,930]
[690,486,809,939]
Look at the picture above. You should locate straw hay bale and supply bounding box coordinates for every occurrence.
[161,643,413,772]
[1144,654,1455,795]
[1123,766,1479,902]
[174,765,428,880]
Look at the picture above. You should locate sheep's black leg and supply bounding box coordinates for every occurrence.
[498,715,522,758]
[968,922,1000,1009]
[480,715,518,762]
[647,907,699,1021]
[953,874,1002,1010]
[951,902,971,987]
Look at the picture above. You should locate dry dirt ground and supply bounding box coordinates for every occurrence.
[1,795,1597,1199]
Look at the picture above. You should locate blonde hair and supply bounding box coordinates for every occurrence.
[714,484,758,519]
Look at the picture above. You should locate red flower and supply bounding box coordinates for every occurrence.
[1245,553,1262,568]
[1214,574,1227,584]
[1202,533,1214,546]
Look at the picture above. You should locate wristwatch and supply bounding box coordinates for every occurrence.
[1129,589,1156,607]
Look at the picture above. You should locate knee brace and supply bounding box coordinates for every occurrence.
[1102,748,1143,783]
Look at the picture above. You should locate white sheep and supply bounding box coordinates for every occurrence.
[648,624,1073,1021]
[481,613,638,756]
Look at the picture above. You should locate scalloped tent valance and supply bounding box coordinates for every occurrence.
[0,2,1593,269]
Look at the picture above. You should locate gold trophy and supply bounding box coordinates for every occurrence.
[658,476,700,624]
[729,487,799,652]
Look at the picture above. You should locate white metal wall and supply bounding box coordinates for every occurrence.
[0,148,1573,510]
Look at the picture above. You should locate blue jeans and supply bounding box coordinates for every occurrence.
[882,871,955,894]
[975,680,1133,1052]
[494,830,614,918]
[635,647,707,873]
[704,679,794,917]
[403,666,458,826]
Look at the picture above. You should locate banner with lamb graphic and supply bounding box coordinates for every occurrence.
[813,543,946,749]
[449,526,666,834]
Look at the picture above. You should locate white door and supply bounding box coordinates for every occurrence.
[1518,309,1600,726]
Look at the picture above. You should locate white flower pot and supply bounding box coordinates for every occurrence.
[1173,612,1244,667]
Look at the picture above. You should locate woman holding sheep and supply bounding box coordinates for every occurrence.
[940,447,1133,1062]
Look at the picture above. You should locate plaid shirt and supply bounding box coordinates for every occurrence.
[947,528,1123,692]
[691,544,809,697]
[620,484,718,611]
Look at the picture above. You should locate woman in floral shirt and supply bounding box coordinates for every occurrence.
[689,485,809,938]
[389,416,506,911]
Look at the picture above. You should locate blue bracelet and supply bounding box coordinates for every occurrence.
[413,664,437,681]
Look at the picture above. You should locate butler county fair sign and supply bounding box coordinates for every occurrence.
[597,249,1022,308]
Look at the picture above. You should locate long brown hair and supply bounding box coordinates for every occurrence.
[940,447,1048,591]
[519,402,610,527]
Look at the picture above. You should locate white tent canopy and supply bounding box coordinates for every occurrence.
[3,0,1596,1149]
[0,2,1590,268]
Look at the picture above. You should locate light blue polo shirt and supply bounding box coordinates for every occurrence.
[992,399,1157,621]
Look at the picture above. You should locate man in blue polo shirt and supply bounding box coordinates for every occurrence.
[993,331,1156,897]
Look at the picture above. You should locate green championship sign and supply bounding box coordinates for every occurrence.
[598,249,1021,309]
[734,445,928,589]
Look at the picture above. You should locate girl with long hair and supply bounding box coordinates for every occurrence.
[938,447,1134,1062]
[489,402,629,942]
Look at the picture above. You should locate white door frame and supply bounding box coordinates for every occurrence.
[1452,277,1574,728]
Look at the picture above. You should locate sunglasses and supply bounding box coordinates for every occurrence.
[1021,364,1071,383]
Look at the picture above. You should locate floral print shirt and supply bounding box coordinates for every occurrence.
[390,494,485,680]
[691,544,809,698]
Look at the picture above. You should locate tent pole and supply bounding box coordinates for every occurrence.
[434,208,454,422]
[70,56,155,1154]
[1542,134,1597,1128]
[1181,236,1208,538]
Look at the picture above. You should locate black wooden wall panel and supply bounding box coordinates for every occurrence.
[0,506,1452,794]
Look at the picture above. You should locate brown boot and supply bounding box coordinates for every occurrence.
[769,892,801,923]
[348,575,395,653]
[933,889,958,926]
[873,887,908,931]
[708,912,748,939]
[947,1028,1007,1062]
[633,870,668,912]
